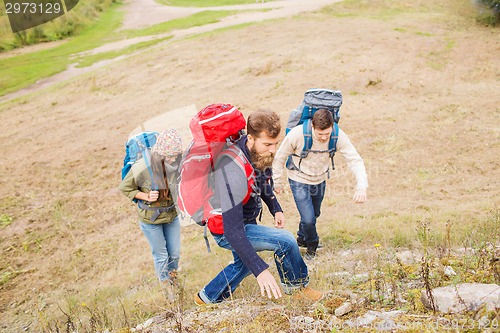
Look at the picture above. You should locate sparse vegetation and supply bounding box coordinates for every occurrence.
[0,214,13,228]
[0,4,124,96]
[476,0,500,25]
[121,10,239,38]
[158,0,269,6]
[0,0,498,331]
[0,9,239,95]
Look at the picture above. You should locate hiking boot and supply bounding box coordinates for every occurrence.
[297,237,323,249]
[306,240,319,259]
[194,293,205,306]
[292,286,324,302]
[297,237,307,248]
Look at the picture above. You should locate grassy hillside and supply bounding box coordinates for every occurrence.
[0,9,236,96]
[0,0,498,331]
[0,0,118,51]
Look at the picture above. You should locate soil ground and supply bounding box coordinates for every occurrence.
[0,0,499,331]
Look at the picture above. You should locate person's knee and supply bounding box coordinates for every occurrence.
[297,205,316,224]
[300,215,316,226]
[277,229,297,249]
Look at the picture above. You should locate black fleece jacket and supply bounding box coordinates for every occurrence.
[212,136,283,277]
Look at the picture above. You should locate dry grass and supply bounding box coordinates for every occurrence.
[0,0,499,331]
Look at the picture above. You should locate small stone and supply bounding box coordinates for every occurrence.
[375,319,398,331]
[443,266,456,277]
[421,283,500,313]
[345,310,379,327]
[334,301,352,317]
[355,297,369,306]
[135,318,154,330]
[396,250,417,265]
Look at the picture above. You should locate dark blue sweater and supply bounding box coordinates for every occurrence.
[212,136,283,277]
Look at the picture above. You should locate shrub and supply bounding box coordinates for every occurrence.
[0,0,117,51]
[476,0,500,25]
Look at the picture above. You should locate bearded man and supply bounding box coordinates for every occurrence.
[194,109,323,305]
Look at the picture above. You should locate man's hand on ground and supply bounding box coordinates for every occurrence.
[256,269,282,299]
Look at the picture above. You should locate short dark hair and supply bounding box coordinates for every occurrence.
[312,109,333,130]
[247,109,281,138]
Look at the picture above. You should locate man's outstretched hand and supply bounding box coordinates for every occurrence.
[353,189,367,203]
[256,269,282,299]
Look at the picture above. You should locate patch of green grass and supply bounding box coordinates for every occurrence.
[390,231,413,248]
[321,0,412,19]
[184,20,255,40]
[0,214,13,228]
[421,38,455,70]
[444,38,456,50]
[0,9,243,96]
[321,0,473,22]
[371,135,405,154]
[319,208,499,251]
[0,270,13,286]
[157,0,269,6]
[123,10,238,38]
[323,229,364,249]
[416,31,433,36]
[0,3,124,96]
[0,0,117,51]
[394,27,434,37]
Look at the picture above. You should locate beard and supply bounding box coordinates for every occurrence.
[250,147,275,170]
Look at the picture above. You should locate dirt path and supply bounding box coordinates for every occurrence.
[121,0,341,30]
[0,0,341,104]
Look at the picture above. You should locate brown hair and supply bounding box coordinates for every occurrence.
[312,109,333,130]
[247,109,281,138]
[151,152,169,201]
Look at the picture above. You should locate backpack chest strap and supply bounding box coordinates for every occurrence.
[291,122,339,173]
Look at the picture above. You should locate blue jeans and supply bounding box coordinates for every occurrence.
[199,224,309,303]
[289,179,326,244]
[139,216,180,282]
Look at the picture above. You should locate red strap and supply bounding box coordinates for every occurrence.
[218,146,255,204]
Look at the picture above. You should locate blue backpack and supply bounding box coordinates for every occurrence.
[285,88,342,173]
[122,131,159,181]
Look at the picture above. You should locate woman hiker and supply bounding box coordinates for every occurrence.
[119,129,183,297]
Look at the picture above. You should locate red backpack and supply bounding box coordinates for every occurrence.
[177,104,256,245]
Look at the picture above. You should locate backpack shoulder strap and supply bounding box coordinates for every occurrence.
[217,145,255,179]
[300,119,313,159]
[216,145,256,204]
[328,122,339,170]
[291,119,313,172]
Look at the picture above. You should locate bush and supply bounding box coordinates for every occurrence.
[476,0,500,25]
[0,0,117,51]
